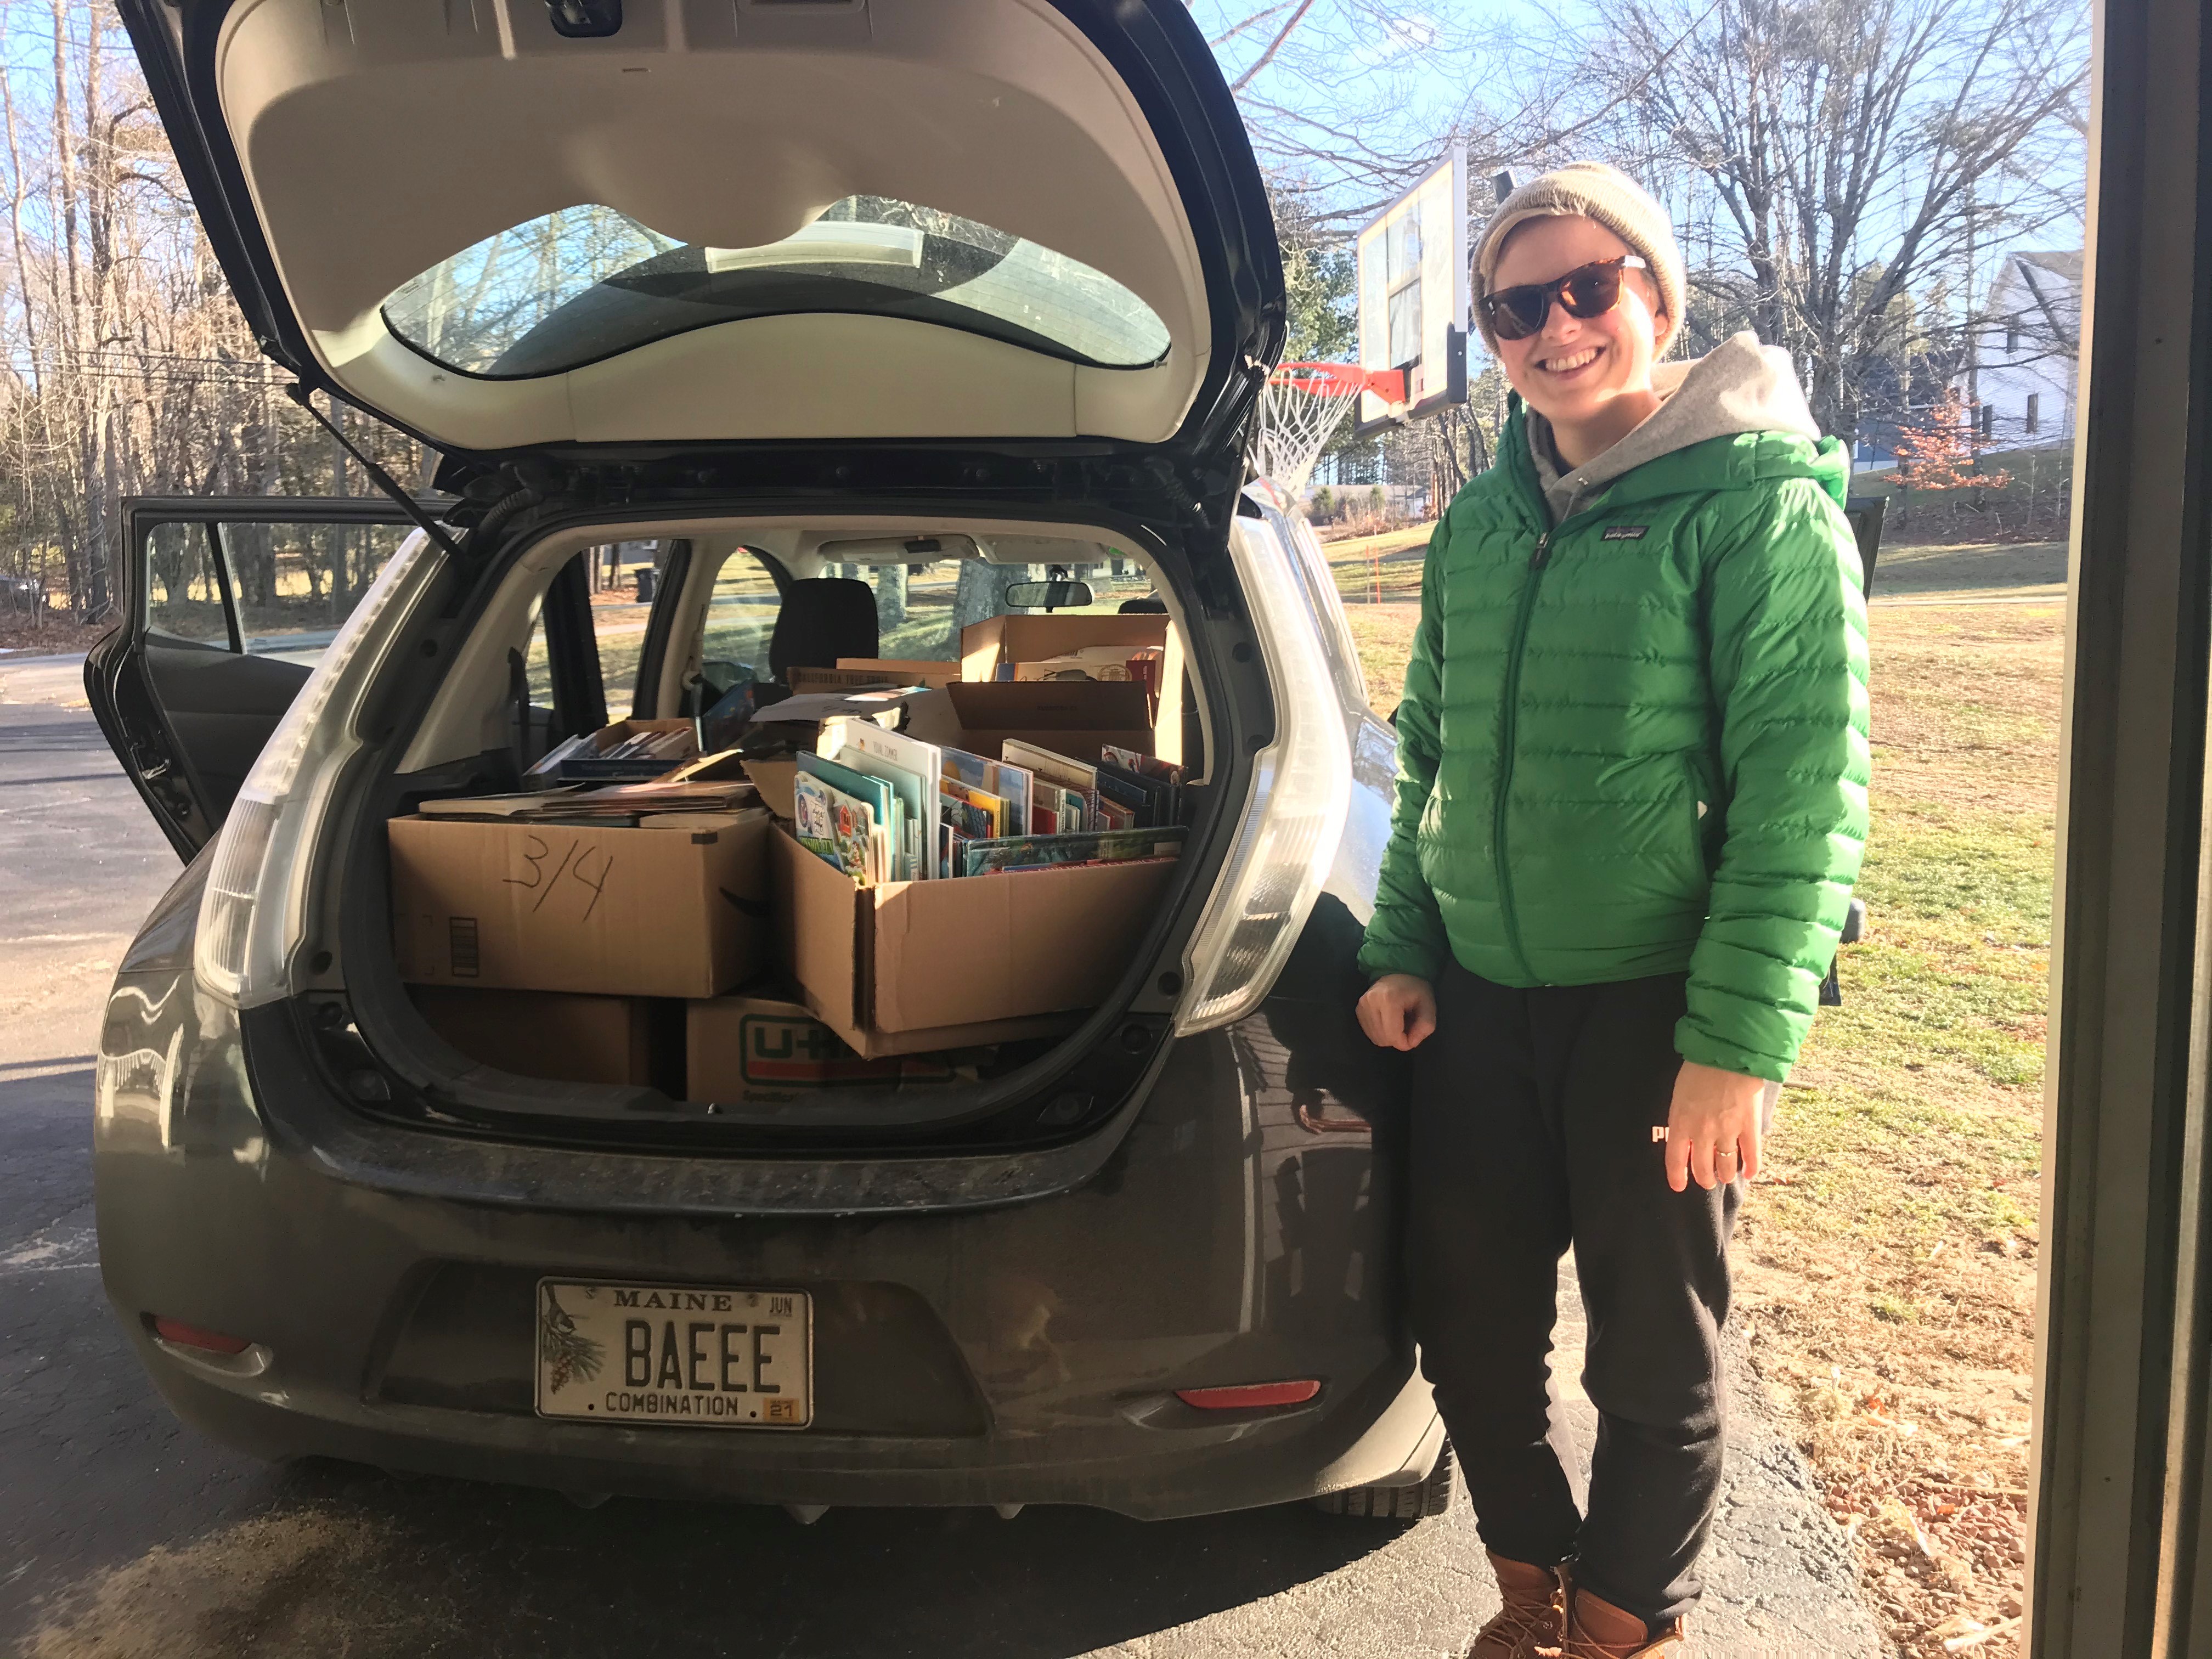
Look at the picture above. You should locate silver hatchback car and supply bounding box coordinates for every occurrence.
[86,0,1447,1522]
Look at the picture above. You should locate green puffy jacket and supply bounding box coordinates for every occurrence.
[1357,400,1871,1081]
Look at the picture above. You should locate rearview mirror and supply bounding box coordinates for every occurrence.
[1004,580,1093,612]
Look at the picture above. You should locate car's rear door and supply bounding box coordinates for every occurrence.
[112,0,1280,487]
[86,496,425,857]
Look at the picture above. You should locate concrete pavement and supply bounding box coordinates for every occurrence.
[0,666,1878,1658]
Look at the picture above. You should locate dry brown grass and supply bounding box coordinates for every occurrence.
[1737,597,2062,1659]
[1876,539,2067,600]
[0,614,109,655]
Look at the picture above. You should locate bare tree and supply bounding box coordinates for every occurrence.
[1195,0,1575,233]
[0,0,422,626]
[1578,0,2088,441]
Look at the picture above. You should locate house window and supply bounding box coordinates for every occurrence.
[2027,393,2041,435]
[2006,325,2020,353]
[1979,403,1995,438]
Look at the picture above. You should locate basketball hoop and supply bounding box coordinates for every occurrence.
[1256,363,1407,497]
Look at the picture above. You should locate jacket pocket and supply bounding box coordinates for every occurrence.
[1683,754,1719,877]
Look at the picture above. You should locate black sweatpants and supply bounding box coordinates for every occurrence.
[1407,960,1739,1629]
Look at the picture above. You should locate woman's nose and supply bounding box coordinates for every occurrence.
[1539,299,1581,343]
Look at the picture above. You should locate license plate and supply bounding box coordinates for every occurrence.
[535,1279,813,1429]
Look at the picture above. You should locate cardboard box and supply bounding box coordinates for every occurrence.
[1011,644,1158,682]
[959,615,1183,761]
[410,987,652,1086]
[772,823,1175,1058]
[788,662,962,695]
[743,758,800,821]
[840,657,964,686]
[686,994,968,1102]
[900,681,1155,765]
[390,810,771,999]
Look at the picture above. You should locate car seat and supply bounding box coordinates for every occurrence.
[769,577,880,680]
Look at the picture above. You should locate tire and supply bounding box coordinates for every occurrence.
[1313,1438,1457,1519]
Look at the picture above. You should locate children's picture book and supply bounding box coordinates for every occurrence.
[1001,740,1099,828]
[938,783,1004,841]
[799,752,902,881]
[956,826,1186,878]
[941,746,1033,836]
[820,718,941,881]
[695,675,761,752]
[1101,744,1180,781]
[1030,783,1086,835]
[1099,761,1181,828]
[793,771,880,881]
[1094,768,1148,814]
[1103,748,1183,823]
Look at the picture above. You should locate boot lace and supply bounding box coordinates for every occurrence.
[1472,1588,1561,1656]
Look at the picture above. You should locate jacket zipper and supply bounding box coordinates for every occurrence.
[1491,529,1551,981]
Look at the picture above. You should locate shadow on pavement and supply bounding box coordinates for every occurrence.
[19,1453,1402,1658]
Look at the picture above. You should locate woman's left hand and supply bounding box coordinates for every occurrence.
[1663,1061,1765,1191]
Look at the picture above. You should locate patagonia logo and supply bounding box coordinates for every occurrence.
[1601,524,1649,541]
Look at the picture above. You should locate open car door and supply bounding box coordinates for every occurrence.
[86,496,429,859]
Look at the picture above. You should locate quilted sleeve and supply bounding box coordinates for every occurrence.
[1677,479,1871,1081]
[1357,522,1453,984]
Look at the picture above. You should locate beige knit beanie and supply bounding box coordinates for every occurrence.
[1472,162,1686,357]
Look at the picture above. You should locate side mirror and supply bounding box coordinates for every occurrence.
[1004,579,1093,612]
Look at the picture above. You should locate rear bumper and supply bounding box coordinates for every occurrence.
[97,962,1428,1519]
[127,1330,1438,1517]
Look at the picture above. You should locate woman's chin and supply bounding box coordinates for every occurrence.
[1520,388,1606,428]
[1519,381,1634,432]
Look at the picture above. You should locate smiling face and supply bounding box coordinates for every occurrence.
[1488,215,1667,442]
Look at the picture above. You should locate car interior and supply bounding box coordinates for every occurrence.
[403,522,1210,776]
[306,514,1229,1145]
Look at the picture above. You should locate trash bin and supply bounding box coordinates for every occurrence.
[634,566,658,605]
[1842,496,1885,599]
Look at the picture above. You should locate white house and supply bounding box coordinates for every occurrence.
[1956,250,2082,450]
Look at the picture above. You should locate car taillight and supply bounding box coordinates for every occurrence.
[151,1316,253,1355]
[1175,515,1353,1034]
[194,535,444,1007]
[1175,1380,1322,1410]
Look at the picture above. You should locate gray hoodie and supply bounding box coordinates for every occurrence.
[1528,330,1822,524]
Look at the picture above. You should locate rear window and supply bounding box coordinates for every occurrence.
[382,196,1172,379]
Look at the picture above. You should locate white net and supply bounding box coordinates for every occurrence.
[1254,364,1384,496]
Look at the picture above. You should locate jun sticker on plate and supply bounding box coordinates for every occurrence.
[536,1279,813,1428]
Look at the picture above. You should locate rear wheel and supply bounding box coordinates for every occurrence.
[1313,1439,1457,1519]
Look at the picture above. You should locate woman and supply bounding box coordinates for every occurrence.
[1355,162,1869,1658]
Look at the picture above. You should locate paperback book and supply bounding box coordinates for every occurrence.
[956,826,1187,878]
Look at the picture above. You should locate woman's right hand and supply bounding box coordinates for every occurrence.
[1357,974,1437,1051]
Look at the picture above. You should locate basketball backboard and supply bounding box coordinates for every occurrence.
[1355,153,1469,431]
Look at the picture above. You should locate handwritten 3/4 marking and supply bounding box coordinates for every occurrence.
[501,833,616,921]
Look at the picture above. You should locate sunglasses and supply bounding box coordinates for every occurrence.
[1480,255,1649,342]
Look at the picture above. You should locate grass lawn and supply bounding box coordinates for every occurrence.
[1343,568,2057,1659]
[1740,601,2055,1657]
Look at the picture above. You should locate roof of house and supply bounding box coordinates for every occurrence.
[1991,250,2084,353]
[2012,250,2085,286]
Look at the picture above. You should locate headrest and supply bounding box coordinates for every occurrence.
[768,578,880,681]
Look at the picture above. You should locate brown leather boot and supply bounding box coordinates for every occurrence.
[1466,1553,1567,1658]
[1540,1570,1686,1657]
